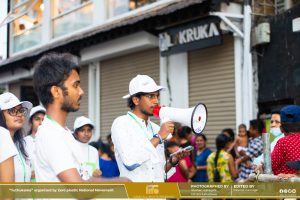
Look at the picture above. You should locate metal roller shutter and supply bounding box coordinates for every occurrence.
[188,35,235,149]
[66,65,89,130]
[100,48,160,138]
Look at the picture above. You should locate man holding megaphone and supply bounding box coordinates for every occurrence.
[111,74,188,182]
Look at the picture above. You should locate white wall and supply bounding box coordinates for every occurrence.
[160,53,189,108]
[0,1,8,60]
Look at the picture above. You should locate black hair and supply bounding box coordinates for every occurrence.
[98,141,115,160]
[214,133,230,168]
[33,53,80,109]
[238,123,250,138]
[250,119,265,134]
[222,128,235,141]
[196,133,207,141]
[89,141,99,149]
[127,92,146,110]
[271,110,281,115]
[165,141,179,148]
[177,126,192,139]
[165,141,179,157]
[0,109,28,159]
[281,122,300,133]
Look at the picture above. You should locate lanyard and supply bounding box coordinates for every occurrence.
[47,115,69,131]
[17,149,26,182]
[46,115,61,126]
[87,146,89,162]
[127,112,155,139]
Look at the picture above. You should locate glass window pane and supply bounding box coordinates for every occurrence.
[106,0,157,18]
[13,25,42,52]
[12,0,28,8]
[11,0,43,53]
[52,3,93,38]
[52,0,91,17]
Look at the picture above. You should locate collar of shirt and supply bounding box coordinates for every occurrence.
[127,111,155,140]
[44,117,71,134]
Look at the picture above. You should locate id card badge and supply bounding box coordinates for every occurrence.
[86,162,97,174]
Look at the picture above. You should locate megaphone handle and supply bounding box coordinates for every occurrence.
[161,117,173,140]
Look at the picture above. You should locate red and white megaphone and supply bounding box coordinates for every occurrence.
[153,103,207,134]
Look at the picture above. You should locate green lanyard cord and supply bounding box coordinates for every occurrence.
[17,149,26,182]
[127,112,155,139]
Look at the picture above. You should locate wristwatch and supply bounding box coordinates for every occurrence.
[153,133,163,144]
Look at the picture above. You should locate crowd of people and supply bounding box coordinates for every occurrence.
[0,52,299,184]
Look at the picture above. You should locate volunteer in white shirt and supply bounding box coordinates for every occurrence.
[24,105,46,181]
[111,74,187,182]
[0,126,17,182]
[33,52,130,182]
[0,92,33,182]
[73,116,101,180]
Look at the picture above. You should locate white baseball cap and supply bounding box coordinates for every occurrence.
[0,92,32,111]
[122,74,165,99]
[74,116,94,130]
[29,105,46,119]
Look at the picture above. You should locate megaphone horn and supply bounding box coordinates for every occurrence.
[153,103,207,134]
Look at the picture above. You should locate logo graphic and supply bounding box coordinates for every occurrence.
[146,185,159,194]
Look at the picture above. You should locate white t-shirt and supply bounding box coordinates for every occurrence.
[75,141,100,180]
[14,149,31,182]
[24,135,36,171]
[111,112,172,182]
[0,127,17,163]
[35,117,83,182]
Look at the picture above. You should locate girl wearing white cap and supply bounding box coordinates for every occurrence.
[0,92,33,182]
[24,105,46,181]
[73,116,101,180]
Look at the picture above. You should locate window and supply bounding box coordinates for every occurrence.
[52,0,93,38]
[106,0,157,18]
[11,0,44,53]
[20,86,39,106]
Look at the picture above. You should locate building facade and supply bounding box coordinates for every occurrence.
[0,0,262,147]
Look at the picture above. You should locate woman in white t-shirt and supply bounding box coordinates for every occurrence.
[73,116,101,180]
[0,126,17,182]
[24,105,46,181]
[0,92,33,182]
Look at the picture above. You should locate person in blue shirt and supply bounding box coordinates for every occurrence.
[192,134,212,182]
[90,141,120,178]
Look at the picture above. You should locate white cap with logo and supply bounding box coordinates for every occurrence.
[122,74,165,99]
[29,105,46,119]
[73,116,94,130]
[0,92,32,110]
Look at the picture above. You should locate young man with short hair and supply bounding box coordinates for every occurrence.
[111,74,186,182]
[33,53,129,182]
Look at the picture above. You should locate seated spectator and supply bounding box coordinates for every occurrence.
[272,105,300,175]
[207,134,238,183]
[193,134,212,182]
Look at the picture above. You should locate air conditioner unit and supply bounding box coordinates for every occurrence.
[251,22,270,47]
[293,17,300,32]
